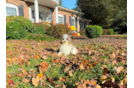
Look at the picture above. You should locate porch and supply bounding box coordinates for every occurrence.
[27,0,59,23]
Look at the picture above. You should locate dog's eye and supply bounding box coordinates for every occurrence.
[66,38,68,40]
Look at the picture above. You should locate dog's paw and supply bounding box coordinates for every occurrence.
[58,52,63,57]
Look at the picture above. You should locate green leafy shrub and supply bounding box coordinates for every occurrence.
[6,16,33,39]
[113,31,119,34]
[85,25,103,38]
[26,33,56,41]
[47,24,71,39]
[107,29,114,35]
[32,24,45,35]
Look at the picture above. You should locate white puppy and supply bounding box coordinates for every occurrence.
[58,34,77,56]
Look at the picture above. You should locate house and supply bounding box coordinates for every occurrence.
[6,0,91,32]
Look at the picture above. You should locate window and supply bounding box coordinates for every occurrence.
[58,14,63,24]
[80,21,84,30]
[6,3,18,16]
[71,17,75,26]
[6,7,17,16]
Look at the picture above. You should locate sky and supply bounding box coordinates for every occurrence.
[62,0,77,9]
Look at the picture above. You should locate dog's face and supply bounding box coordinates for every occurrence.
[61,34,71,44]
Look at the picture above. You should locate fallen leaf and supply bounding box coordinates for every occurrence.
[32,78,39,87]
[37,74,43,78]
[7,80,13,84]
[99,75,107,81]
[95,84,101,88]
[81,81,86,88]
[21,69,28,76]
[62,84,66,88]
[88,48,92,55]
[119,85,127,88]
[40,62,49,68]
[41,55,48,60]
[102,45,106,49]
[101,81,119,88]
[116,50,120,55]
[59,77,66,82]
[55,84,62,88]
[80,64,84,70]
[35,55,39,59]
[54,59,60,63]
[115,66,124,74]
[86,64,91,70]
[48,78,53,83]
[69,71,73,76]
[111,77,115,82]
[64,67,70,73]
[116,56,124,62]
[120,77,127,85]
[22,79,30,83]
[27,61,30,66]
[103,68,110,75]
[92,62,96,67]
[110,53,115,59]
[88,79,97,86]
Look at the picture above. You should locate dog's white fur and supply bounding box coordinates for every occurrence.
[58,34,77,56]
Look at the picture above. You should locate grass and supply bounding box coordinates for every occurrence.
[6,40,127,88]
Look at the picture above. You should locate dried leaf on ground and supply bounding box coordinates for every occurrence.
[22,79,30,83]
[69,70,73,76]
[48,78,53,83]
[80,64,84,70]
[88,48,92,56]
[37,74,43,78]
[95,84,101,88]
[62,84,66,88]
[32,78,39,87]
[109,53,115,59]
[115,66,124,74]
[59,77,66,82]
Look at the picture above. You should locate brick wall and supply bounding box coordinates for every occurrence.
[52,9,80,31]
[6,0,29,19]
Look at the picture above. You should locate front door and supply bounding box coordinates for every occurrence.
[32,11,43,23]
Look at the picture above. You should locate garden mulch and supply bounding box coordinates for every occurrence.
[72,35,127,45]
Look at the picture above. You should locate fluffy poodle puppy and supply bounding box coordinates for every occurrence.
[58,34,78,56]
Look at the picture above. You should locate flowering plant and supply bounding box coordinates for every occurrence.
[44,22,51,27]
[70,26,76,31]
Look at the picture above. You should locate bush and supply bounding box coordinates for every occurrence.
[32,24,45,35]
[113,31,119,34]
[47,24,71,39]
[6,16,33,39]
[85,25,103,38]
[107,29,114,35]
[26,33,56,41]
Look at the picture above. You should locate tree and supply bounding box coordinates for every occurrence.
[59,0,62,6]
[72,7,81,12]
[77,0,127,29]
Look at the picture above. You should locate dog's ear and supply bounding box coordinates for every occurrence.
[68,36,71,44]
[60,38,62,44]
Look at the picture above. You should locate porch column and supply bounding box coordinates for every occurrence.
[77,16,80,32]
[55,6,58,24]
[29,7,32,21]
[87,22,89,26]
[34,0,39,23]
